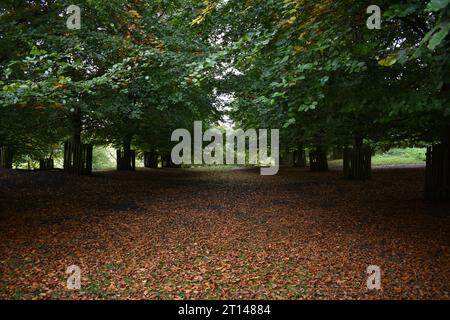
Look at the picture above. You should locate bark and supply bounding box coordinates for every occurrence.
[293,144,306,167]
[309,145,328,172]
[343,135,372,180]
[117,134,135,171]
[0,146,13,169]
[71,108,82,144]
[145,148,159,168]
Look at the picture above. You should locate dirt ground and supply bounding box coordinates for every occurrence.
[0,167,449,299]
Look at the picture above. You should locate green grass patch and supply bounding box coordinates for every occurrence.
[329,148,426,168]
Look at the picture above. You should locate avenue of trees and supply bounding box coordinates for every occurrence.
[0,0,449,200]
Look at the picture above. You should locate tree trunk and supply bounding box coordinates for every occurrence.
[64,108,93,175]
[293,144,306,167]
[144,148,158,168]
[425,34,450,201]
[309,145,328,171]
[39,158,54,170]
[63,141,92,175]
[117,135,135,171]
[71,108,82,145]
[425,127,450,201]
[343,135,372,180]
[354,135,363,149]
[0,146,13,169]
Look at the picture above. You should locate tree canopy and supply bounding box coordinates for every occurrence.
[1,0,449,165]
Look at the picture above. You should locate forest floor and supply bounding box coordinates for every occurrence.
[0,167,449,300]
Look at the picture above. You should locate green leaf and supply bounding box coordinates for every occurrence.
[378,53,400,67]
[283,118,296,128]
[384,4,418,19]
[426,0,450,12]
[427,23,450,50]
[30,46,47,56]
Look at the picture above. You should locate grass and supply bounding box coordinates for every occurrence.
[329,147,426,168]
[371,147,426,165]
